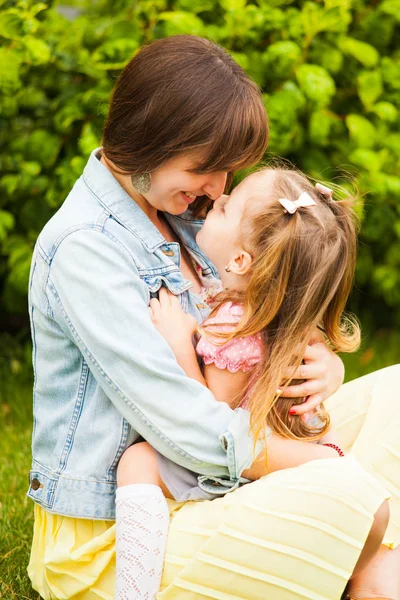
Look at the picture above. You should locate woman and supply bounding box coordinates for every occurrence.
[27,35,398,599]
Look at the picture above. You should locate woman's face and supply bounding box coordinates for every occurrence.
[145,154,228,215]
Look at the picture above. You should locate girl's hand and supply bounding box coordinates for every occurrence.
[150,288,198,354]
[279,331,345,416]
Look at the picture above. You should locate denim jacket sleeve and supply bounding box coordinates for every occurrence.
[47,227,259,486]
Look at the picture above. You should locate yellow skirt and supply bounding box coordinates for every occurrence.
[28,366,400,600]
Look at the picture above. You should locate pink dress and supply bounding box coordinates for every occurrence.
[196,302,264,408]
[196,301,324,432]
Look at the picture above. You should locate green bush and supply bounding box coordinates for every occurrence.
[1,0,399,330]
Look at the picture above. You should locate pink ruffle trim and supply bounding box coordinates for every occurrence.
[200,353,260,374]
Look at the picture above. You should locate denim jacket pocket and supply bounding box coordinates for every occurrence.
[142,272,191,296]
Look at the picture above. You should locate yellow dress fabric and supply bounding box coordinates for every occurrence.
[28,365,400,600]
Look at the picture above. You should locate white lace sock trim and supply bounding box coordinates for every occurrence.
[115,484,169,600]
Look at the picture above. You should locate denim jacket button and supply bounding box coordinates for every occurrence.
[31,478,41,491]
[162,249,175,257]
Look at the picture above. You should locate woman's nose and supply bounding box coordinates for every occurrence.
[203,172,227,200]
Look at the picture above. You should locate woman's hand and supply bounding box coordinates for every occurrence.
[150,287,198,355]
[279,331,345,416]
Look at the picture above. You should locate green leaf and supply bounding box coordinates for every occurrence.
[29,3,48,18]
[0,10,25,39]
[220,0,246,9]
[338,37,379,67]
[53,103,86,134]
[301,3,349,37]
[158,11,204,36]
[357,70,382,109]
[175,0,215,12]
[386,175,400,198]
[349,148,382,172]
[265,83,306,127]
[18,86,47,109]
[381,57,400,90]
[26,130,62,167]
[373,265,398,294]
[21,161,41,176]
[371,102,398,123]
[4,237,33,295]
[309,110,333,146]
[295,64,336,106]
[92,38,139,70]
[0,95,18,117]
[311,43,343,74]
[380,0,400,21]
[0,210,15,242]
[78,123,100,157]
[1,175,19,196]
[263,41,301,78]
[23,37,51,65]
[0,49,22,94]
[230,52,249,71]
[346,114,377,148]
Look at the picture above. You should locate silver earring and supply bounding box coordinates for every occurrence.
[224,265,230,272]
[131,172,151,195]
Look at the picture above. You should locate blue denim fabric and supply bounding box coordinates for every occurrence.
[27,148,259,519]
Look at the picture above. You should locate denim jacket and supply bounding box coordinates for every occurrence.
[27,148,258,520]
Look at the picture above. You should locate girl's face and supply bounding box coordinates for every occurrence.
[144,154,228,215]
[196,170,273,279]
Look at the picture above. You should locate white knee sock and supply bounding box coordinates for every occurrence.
[115,484,170,600]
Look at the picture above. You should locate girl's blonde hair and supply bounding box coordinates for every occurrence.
[204,167,360,447]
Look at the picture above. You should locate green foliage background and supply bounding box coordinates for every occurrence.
[1,0,400,336]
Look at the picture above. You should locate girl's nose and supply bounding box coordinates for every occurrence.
[203,172,228,200]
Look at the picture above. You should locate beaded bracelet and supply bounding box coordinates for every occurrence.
[322,443,345,457]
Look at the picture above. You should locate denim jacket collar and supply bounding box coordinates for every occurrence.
[83,148,165,252]
[83,148,219,280]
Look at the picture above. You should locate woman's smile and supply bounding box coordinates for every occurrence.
[181,191,197,204]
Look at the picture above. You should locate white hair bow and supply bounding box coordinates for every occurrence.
[279,192,317,215]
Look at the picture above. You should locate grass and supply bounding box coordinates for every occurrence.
[1,333,400,600]
[0,372,41,600]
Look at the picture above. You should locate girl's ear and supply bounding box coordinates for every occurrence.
[229,250,253,276]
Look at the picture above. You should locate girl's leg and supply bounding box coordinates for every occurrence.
[115,442,170,600]
[350,500,390,579]
[346,543,400,600]
[326,365,400,599]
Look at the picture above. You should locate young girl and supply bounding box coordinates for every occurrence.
[114,167,387,600]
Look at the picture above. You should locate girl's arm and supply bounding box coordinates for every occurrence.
[149,289,207,386]
[242,435,339,479]
[150,291,250,407]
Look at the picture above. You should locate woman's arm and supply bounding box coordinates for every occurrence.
[48,228,257,485]
[150,291,341,475]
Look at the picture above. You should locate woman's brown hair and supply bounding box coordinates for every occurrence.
[102,35,268,213]
[203,167,360,448]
